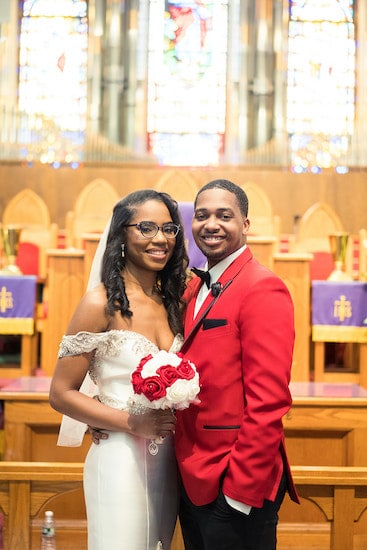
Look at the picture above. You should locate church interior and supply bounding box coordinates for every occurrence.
[0,0,367,548]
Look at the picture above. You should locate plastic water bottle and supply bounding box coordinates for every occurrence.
[40,510,57,549]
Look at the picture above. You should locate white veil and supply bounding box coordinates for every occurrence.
[57,217,112,446]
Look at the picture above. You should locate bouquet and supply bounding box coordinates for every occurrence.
[128,350,200,454]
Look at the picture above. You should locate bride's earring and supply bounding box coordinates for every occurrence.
[121,243,125,258]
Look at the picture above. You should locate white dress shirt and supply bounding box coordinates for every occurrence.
[194,245,246,317]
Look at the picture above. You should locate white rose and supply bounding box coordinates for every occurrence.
[187,380,200,402]
[165,379,191,406]
[166,379,200,409]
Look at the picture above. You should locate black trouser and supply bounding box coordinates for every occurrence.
[179,473,287,550]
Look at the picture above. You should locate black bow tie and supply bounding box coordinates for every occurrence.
[191,267,211,288]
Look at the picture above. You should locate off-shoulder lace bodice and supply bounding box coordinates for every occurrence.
[58,330,183,410]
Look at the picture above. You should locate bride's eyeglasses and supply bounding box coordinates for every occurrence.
[124,221,181,239]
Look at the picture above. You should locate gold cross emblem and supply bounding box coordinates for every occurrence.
[333,295,352,322]
[0,286,14,313]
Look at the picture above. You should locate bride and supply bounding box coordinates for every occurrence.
[49,189,189,550]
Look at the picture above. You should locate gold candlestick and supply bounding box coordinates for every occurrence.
[0,225,23,275]
[327,232,352,282]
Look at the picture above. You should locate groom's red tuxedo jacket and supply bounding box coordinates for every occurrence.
[175,247,299,508]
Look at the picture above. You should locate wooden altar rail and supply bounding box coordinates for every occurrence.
[0,463,367,550]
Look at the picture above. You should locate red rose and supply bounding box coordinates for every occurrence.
[131,371,143,393]
[156,365,180,386]
[138,354,153,371]
[141,376,167,402]
[176,359,195,380]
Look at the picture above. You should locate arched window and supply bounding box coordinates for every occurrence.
[18,0,88,166]
[286,0,355,172]
[146,1,229,165]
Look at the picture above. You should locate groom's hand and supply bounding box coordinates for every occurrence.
[87,426,109,445]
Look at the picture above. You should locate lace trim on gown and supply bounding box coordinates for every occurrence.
[59,330,124,358]
[58,330,183,383]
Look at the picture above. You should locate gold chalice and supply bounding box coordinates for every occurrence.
[0,225,23,275]
[327,232,352,282]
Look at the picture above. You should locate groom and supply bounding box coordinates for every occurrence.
[174,179,299,550]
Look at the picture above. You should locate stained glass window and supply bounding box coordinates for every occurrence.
[287,0,355,172]
[18,0,88,165]
[147,0,228,165]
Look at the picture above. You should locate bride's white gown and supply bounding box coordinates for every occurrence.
[58,330,182,550]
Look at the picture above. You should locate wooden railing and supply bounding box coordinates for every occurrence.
[290,466,367,550]
[0,462,84,550]
[0,463,367,550]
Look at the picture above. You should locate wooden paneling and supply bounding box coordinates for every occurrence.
[2,398,89,463]
[82,233,102,292]
[1,163,367,236]
[284,394,367,467]
[293,202,344,254]
[41,249,85,376]
[274,253,313,382]
[65,179,118,248]
[247,236,277,269]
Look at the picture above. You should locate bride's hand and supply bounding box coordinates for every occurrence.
[128,408,176,439]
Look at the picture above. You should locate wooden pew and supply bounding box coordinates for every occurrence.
[283,466,367,550]
[0,462,367,550]
[0,462,85,550]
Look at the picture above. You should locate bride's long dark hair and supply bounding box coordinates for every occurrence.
[101,189,189,334]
